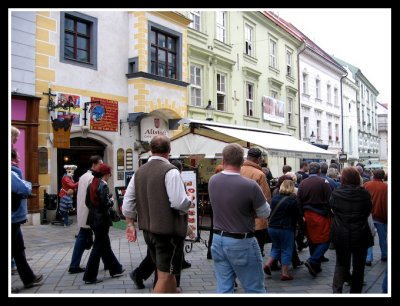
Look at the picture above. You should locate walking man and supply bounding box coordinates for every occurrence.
[68,155,103,273]
[122,135,194,293]
[208,143,270,293]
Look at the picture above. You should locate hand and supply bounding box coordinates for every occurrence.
[126,225,137,242]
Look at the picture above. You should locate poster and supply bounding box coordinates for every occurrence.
[262,95,285,124]
[90,97,118,132]
[181,170,198,241]
[56,93,82,125]
[114,186,126,216]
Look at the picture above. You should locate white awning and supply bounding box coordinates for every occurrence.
[170,133,249,159]
[206,125,336,159]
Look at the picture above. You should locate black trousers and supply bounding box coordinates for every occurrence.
[12,223,35,286]
[83,225,122,282]
[332,246,368,293]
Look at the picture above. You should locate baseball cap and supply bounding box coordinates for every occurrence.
[247,148,262,158]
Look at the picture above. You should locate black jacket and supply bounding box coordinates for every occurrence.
[268,194,301,230]
[329,185,374,249]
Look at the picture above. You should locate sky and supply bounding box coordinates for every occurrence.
[273,8,391,105]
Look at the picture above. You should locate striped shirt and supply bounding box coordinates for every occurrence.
[59,195,73,212]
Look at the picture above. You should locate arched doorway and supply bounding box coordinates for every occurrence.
[57,137,106,207]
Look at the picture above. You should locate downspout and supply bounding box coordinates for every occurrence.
[340,70,348,167]
[297,42,307,141]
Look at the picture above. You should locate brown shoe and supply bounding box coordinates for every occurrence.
[263,265,271,275]
[280,274,294,281]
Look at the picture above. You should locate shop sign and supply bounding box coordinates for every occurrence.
[140,116,169,142]
[339,153,347,162]
[90,97,118,132]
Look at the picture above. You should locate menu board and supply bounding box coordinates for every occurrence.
[181,170,198,241]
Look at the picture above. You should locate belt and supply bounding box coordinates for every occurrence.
[213,229,254,239]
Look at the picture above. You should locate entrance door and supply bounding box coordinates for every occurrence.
[57,137,106,207]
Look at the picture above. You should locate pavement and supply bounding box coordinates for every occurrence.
[10,215,389,296]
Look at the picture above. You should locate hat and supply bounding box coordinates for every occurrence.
[247,148,262,158]
[64,165,77,171]
[98,164,112,176]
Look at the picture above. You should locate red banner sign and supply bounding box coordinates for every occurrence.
[90,97,118,132]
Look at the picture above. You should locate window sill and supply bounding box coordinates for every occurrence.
[213,39,232,54]
[243,115,259,122]
[243,53,258,65]
[315,98,323,103]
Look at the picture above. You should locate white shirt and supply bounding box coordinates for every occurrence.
[122,156,191,220]
[76,170,94,228]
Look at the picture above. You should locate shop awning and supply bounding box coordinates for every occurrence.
[171,119,336,159]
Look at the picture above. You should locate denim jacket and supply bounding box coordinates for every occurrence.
[11,169,32,224]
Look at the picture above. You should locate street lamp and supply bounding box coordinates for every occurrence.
[310,131,316,144]
[205,100,214,121]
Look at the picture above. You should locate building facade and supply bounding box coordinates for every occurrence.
[10,10,191,224]
[184,10,303,175]
[377,102,388,171]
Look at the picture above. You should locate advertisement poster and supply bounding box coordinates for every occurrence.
[56,93,81,125]
[114,186,126,216]
[262,95,285,124]
[90,97,118,132]
[140,116,169,142]
[181,170,197,241]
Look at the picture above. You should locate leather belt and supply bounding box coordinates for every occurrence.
[213,229,254,239]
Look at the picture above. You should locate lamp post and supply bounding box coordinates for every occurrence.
[310,131,316,144]
[205,100,215,121]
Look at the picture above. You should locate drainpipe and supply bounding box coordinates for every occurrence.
[297,43,307,141]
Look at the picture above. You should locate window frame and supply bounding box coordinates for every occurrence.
[286,48,292,76]
[147,21,182,81]
[316,78,321,99]
[60,11,98,69]
[189,64,202,107]
[245,24,254,57]
[303,72,308,94]
[269,38,277,69]
[287,97,293,126]
[334,87,339,106]
[216,11,226,43]
[245,81,254,117]
[303,117,309,140]
[216,72,227,112]
[189,11,201,31]
[327,84,331,104]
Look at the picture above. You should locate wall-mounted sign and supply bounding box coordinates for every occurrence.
[140,116,169,142]
[262,96,285,124]
[90,97,118,132]
[56,93,81,125]
[339,153,347,162]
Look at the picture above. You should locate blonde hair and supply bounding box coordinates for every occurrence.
[11,126,20,144]
[279,179,295,195]
[285,171,297,183]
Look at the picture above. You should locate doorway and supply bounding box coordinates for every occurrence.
[57,137,106,207]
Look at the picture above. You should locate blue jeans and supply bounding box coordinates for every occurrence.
[366,246,373,262]
[211,234,266,293]
[70,228,92,269]
[382,267,388,293]
[61,210,69,226]
[374,222,387,260]
[308,242,330,265]
[268,227,294,265]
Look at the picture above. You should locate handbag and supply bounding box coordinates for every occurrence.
[109,207,121,223]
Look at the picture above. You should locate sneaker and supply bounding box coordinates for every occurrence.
[182,260,191,269]
[24,274,43,288]
[305,261,317,277]
[130,269,145,289]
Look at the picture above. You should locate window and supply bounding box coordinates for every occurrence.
[328,122,332,140]
[316,79,321,99]
[270,90,278,99]
[287,97,293,126]
[334,87,338,106]
[303,117,309,140]
[245,82,254,116]
[303,73,308,94]
[335,124,339,141]
[189,11,201,31]
[286,49,292,76]
[150,29,177,79]
[269,39,277,68]
[317,120,321,139]
[60,12,97,69]
[216,11,226,43]
[190,65,202,107]
[349,128,353,155]
[217,73,226,111]
[245,24,253,57]
[327,84,331,104]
